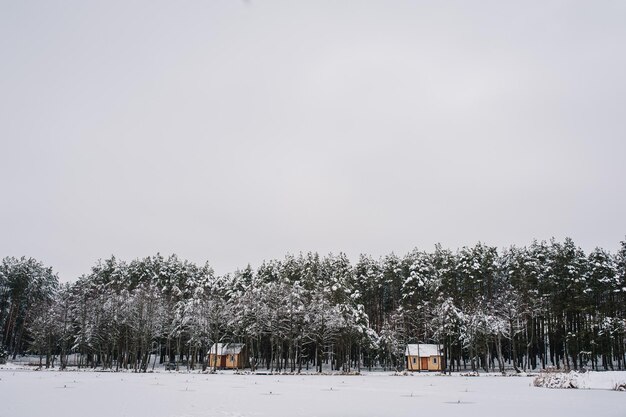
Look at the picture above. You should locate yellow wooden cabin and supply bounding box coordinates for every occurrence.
[208,343,246,369]
[405,344,443,371]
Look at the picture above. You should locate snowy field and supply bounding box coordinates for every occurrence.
[1,369,624,417]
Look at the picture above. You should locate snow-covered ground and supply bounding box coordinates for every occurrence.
[1,368,624,417]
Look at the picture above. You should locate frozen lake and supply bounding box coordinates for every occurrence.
[1,369,624,417]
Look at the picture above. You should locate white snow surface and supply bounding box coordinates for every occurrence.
[1,368,624,417]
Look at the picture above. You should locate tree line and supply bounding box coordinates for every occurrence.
[1,237,625,373]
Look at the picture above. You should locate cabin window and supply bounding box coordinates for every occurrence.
[230,355,235,361]
[433,358,437,363]
[412,358,416,364]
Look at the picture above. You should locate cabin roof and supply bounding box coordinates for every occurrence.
[405,344,442,357]
[209,343,244,355]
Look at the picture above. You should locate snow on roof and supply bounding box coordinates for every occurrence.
[222,343,244,355]
[209,343,244,355]
[209,343,226,355]
[405,344,441,357]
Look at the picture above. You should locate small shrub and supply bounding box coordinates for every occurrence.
[533,371,579,389]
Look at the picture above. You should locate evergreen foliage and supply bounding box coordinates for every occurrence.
[1,238,625,372]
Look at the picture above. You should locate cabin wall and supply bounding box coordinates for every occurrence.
[406,355,442,371]
[225,352,248,369]
[208,348,248,369]
[208,354,226,369]
[225,354,237,368]
[428,355,442,371]
[407,355,427,371]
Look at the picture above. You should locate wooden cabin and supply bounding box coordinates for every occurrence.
[405,344,443,371]
[208,343,246,369]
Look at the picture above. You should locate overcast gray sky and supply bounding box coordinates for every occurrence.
[1,0,625,281]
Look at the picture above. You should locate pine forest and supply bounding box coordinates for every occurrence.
[1,238,625,374]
